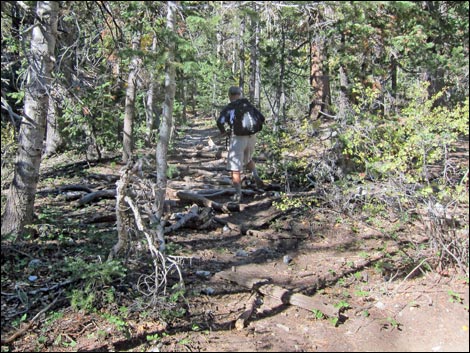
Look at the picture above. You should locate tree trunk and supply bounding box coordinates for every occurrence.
[389,53,397,114]
[144,36,159,147]
[44,84,64,157]
[122,32,141,164]
[337,65,350,123]
[238,17,246,89]
[309,35,330,120]
[44,5,76,157]
[154,1,177,252]
[249,6,260,107]
[276,23,286,129]
[254,22,260,107]
[2,1,59,235]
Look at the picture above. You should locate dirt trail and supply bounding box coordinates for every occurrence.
[157,118,470,352]
[2,118,469,352]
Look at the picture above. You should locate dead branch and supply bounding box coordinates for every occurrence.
[124,195,189,298]
[1,290,62,345]
[77,189,116,206]
[195,188,257,197]
[215,270,338,318]
[258,284,338,318]
[84,213,117,224]
[212,217,243,234]
[164,205,200,233]
[176,191,239,213]
[108,167,132,261]
[235,294,261,330]
[214,207,284,235]
[86,173,120,183]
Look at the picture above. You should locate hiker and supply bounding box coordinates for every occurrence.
[216,86,265,202]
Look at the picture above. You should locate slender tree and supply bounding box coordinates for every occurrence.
[238,17,246,89]
[44,4,77,157]
[249,3,260,107]
[2,1,59,235]
[154,1,177,252]
[122,31,142,164]
[145,34,160,147]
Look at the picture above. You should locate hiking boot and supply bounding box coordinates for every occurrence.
[231,192,242,203]
[254,176,265,189]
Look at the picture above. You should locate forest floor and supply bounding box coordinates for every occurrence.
[1,117,469,352]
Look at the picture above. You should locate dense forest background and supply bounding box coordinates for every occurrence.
[1,0,469,342]
[2,0,468,260]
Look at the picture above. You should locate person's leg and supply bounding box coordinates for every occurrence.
[227,136,246,202]
[231,170,242,201]
[244,136,264,188]
[246,160,264,188]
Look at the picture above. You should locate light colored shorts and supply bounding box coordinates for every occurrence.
[226,134,257,171]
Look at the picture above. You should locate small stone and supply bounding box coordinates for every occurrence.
[28,259,42,268]
[236,249,248,257]
[195,270,211,278]
[202,287,215,295]
[375,301,385,310]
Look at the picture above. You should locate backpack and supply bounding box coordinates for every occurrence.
[231,99,265,136]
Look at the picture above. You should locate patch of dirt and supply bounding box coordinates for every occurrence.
[1,118,469,352]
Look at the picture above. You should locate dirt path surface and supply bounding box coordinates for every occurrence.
[156,119,470,352]
[2,118,469,352]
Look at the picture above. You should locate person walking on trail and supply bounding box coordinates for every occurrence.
[216,86,265,203]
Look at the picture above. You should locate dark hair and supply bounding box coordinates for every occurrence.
[228,86,242,96]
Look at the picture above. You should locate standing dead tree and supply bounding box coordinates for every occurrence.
[109,160,189,302]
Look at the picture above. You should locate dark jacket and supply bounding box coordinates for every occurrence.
[216,98,264,134]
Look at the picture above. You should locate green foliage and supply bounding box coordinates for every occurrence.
[157,283,187,322]
[447,290,463,304]
[340,84,468,184]
[311,309,325,320]
[61,81,122,153]
[167,164,179,179]
[333,300,350,310]
[44,311,64,328]
[12,313,27,329]
[1,122,17,194]
[385,316,401,330]
[64,258,126,312]
[102,312,128,331]
[273,193,312,212]
[259,126,312,188]
[6,91,24,105]
[146,333,161,343]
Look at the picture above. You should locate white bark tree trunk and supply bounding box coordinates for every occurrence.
[2,1,59,235]
[122,32,141,164]
[145,35,159,147]
[154,1,177,252]
[249,4,260,107]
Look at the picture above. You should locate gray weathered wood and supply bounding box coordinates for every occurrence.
[177,191,239,213]
[215,270,338,318]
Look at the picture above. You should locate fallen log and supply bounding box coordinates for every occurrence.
[85,213,117,224]
[246,229,288,239]
[77,189,117,206]
[213,217,244,234]
[176,191,239,213]
[235,294,261,330]
[215,270,338,318]
[164,205,213,233]
[214,206,284,235]
[164,205,200,233]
